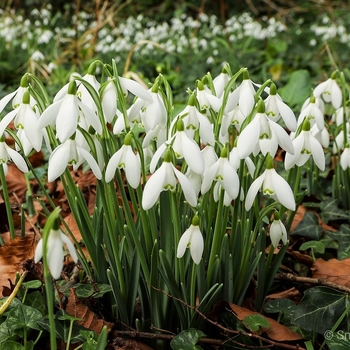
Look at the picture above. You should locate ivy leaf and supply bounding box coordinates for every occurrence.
[243,314,270,332]
[319,198,349,224]
[327,225,350,260]
[38,310,86,343]
[170,329,206,350]
[6,304,42,331]
[291,212,322,240]
[263,298,297,320]
[291,287,346,334]
[0,341,26,350]
[300,241,326,254]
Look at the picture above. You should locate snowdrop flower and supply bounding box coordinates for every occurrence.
[142,148,197,210]
[333,124,350,153]
[229,145,255,177]
[128,82,167,132]
[48,137,102,182]
[171,94,215,146]
[213,66,230,98]
[332,102,350,126]
[220,105,245,141]
[226,70,256,118]
[311,123,329,148]
[237,99,294,158]
[0,90,42,152]
[264,83,296,131]
[0,74,36,113]
[297,95,324,131]
[0,135,28,175]
[195,80,221,112]
[34,219,78,279]
[340,145,350,170]
[150,119,204,175]
[38,80,102,143]
[77,63,101,114]
[177,214,204,264]
[101,75,152,123]
[270,212,288,248]
[105,133,141,188]
[313,72,342,109]
[285,119,325,171]
[301,95,325,114]
[201,146,240,204]
[245,153,295,211]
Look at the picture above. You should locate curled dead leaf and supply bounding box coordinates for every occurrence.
[312,258,350,287]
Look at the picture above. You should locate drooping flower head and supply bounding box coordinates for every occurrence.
[177,214,204,264]
[142,147,197,210]
[269,211,288,248]
[245,153,295,211]
[34,217,78,279]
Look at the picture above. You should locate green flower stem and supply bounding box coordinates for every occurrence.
[65,320,75,350]
[0,164,15,239]
[206,190,225,287]
[42,208,61,350]
[170,191,184,284]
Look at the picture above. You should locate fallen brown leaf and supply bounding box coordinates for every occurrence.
[66,289,114,334]
[312,258,350,287]
[0,234,36,297]
[225,302,303,342]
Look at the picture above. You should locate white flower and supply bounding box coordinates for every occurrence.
[201,147,240,203]
[177,216,204,264]
[264,83,297,131]
[340,147,350,170]
[38,81,102,143]
[245,154,295,211]
[171,95,215,146]
[195,80,221,112]
[128,82,167,132]
[297,96,324,131]
[270,217,288,248]
[101,76,152,123]
[333,122,350,153]
[34,224,78,279]
[313,74,342,109]
[77,71,101,114]
[0,90,42,152]
[237,100,294,158]
[226,72,256,118]
[0,137,29,174]
[213,68,229,98]
[0,75,36,112]
[48,138,102,182]
[285,120,325,171]
[220,105,245,140]
[105,134,141,188]
[142,150,197,210]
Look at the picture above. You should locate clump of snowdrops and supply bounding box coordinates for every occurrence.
[0,60,348,347]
